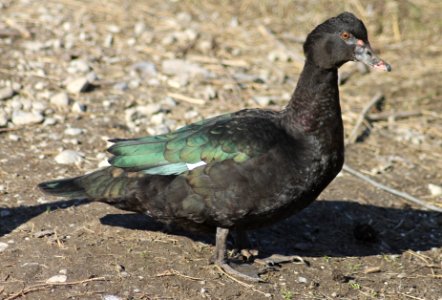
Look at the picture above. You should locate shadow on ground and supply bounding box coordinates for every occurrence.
[1,199,441,258]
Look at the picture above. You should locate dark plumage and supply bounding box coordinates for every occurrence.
[39,12,391,282]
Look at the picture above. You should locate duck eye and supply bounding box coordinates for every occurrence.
[340,32,351,40]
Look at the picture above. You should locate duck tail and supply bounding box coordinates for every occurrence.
[38,167,139,200]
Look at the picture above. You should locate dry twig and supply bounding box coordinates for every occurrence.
[347,92,385,144]
[4,277,107,300]
[154,269,204,281]
[342,164,442,213]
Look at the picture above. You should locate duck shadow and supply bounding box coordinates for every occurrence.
[99,200,442,258]
[0,199,90,236]
[1,199,441,258]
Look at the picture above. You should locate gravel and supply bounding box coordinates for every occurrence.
[54,150,84,165]
[11,111,44,126]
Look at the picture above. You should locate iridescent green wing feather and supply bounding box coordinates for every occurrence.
[108,111,280,175]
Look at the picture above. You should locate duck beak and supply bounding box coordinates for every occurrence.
[354,40,392,72]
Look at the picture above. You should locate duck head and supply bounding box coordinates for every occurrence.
[304,12,391,71]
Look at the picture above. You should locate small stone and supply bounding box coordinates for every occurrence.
[0,86,15,100]
[8,134,20,141]
[43,117,57,126]
[0,110,8,127]
[46,274,67,283]
[184,110,199,120]
[202,86,217,100]
[150,113,165,125]
[113,82,128,91]
[12,111,44,126]
[72,102,87,113]
[137,104,161,115]
[59,269,67,275]
[64,127,83,136]
[68,59,90,74]
[50,92,70,107]
[131,61,157,78]
[66,77,90,93]
[0,242,8,252]
[428,184,442,196]
[103,295,122,300]
[55,150,84,165]
[134,22,146,36]
[162,59,211,78]
[297,276,308,283]
[253,96,272,106]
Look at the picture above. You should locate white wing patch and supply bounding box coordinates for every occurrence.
[186,161,207,170]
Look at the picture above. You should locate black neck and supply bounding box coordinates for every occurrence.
[284,60,342,134]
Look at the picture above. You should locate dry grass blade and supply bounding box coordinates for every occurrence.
[167,92,206,105]
[154,269,204,281]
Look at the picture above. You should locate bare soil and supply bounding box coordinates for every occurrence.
[0,1,441,299]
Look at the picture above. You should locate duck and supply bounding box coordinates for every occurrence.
[39,12,391,282]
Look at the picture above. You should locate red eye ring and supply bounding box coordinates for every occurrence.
[340,32,351,40]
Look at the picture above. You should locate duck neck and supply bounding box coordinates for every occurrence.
[285,59,342,136]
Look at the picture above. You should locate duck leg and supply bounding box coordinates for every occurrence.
[233,230,258,261]
[214,227,262,282]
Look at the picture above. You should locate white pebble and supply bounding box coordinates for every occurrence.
[103,295,122,300]
[66,77,90,93]
[72,102,87,113]
[0,110,8,127]
[0,242,8,252]
[253,96,272,106]
[297,276,308,283]
[12,111,44,126]
[0,86,15,100]
[150,113,165,125]
[46,274,67,283]
[50,92,70,107]
[428,184,442,196]
[64,127,83,136]
[8,134,20,141]
[55,150,84,165]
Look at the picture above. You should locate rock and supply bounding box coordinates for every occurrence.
[0,86,15,100]
[297,276,308,284]
[66,77,91,93]
[113,82,128,91]
[12,111,44,126]
[253,96,272,106]
[50,92,70,107]
[72,102,87,113]
[43,117,57,126]
[0,242,8,252]
[150,113,165,125]
[67,59,90,74]
[46,274,67,283]
[0,110,8,127]
[131,61,157,78]
[64,127,83,136]
[162,59,211,78]
[8,134,20,141]
[54,150,84,165]
[428,184,442,196]
[103,295,122,300]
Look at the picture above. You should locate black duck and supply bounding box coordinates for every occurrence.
[39,12,391,282]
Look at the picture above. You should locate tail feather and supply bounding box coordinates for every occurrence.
[38,167,141,200]
[38,177,86,198]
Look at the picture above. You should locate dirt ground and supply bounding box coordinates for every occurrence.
[1,0,441,299]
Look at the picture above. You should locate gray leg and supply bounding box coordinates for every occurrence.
[214,227,262,282]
